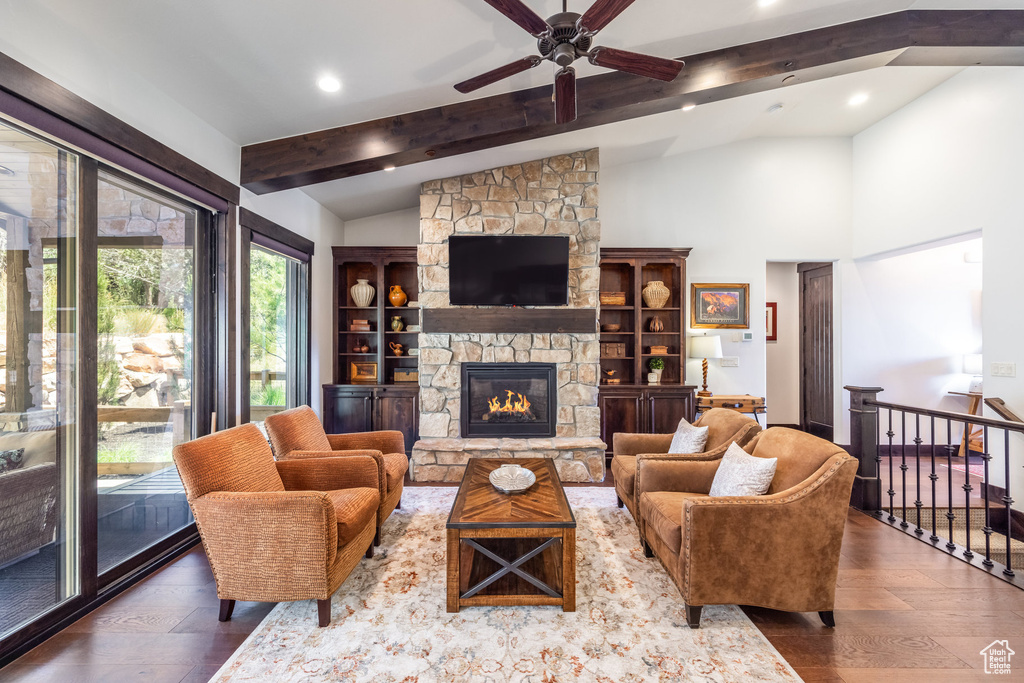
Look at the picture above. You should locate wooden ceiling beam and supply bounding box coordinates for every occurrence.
[241,10,1024,194]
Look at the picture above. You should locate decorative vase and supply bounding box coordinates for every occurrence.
[642,280,670,308]
[654,368,664,383]
[351,279,375,307]
[391,316,404,332]
[359,342,370,354]
[647,372,660,385]
[649,315,664,332]
[389,285,408,307]
[389,341,404,356]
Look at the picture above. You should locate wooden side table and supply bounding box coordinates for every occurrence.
[949,391,984,457]
[695,394,766,427]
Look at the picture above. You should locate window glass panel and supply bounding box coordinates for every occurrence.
[96,173,194,574]
[0,121,78,637]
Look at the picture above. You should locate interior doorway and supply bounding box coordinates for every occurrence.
[798,262,834,440]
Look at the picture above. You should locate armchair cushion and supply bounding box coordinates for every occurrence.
[174,423,284,499]
[708,442,777,497]
[639,491,705,555]
[326,488,379,545]
[668,417,709,454]
[610,455,637,498]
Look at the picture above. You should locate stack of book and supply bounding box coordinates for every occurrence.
[349,319,372,332]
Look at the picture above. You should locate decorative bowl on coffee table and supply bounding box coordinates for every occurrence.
[488,464,536,494]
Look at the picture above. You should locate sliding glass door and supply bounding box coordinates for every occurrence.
[0,122,79,638]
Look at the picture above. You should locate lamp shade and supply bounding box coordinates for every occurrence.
[963,353,983,375]
[689,335,723,360]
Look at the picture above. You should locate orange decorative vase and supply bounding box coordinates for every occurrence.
[389,285,408,307]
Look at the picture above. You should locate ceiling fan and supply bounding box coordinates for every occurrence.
[455,0,684,125]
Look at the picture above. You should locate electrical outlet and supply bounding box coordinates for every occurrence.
[992,362,1017,378]
[720,356,739,367]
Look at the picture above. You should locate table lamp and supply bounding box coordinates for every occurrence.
[963,353,983,394]
[689,334,723,397]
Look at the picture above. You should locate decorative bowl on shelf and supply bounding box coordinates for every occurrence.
[601,323,621,333]
[489,464,536,494]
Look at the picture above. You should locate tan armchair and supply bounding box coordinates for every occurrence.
[264,405,408,547]
[634,427,857,628]
[611,408,761,525]
[172,423,379,627]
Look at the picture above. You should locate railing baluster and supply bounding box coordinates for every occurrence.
[946,419,956,552]
[982,425,993,568]
[963,425,974,560]
[900,411,908,528]
[929,417,939,542]
[1004,429,1015,578]
[914,413,923,536]
[887,408,895,523]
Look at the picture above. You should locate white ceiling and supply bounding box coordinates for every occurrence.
[0,0,1016,220]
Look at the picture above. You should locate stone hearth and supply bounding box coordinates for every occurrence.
[411,149,605,482]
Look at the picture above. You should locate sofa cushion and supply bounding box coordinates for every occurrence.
[0,448,25,474]
[326,487,379,546]
[611,455,636,497]
[639,491,706,555]
[709,442,777,497]
[668,417,709,454]
[382,452,409,493]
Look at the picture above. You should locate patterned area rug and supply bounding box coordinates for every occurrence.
[211,487,799,682]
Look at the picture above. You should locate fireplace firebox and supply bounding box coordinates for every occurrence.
[460,363,557,438]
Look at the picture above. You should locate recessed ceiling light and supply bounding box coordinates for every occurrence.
[0,165,14,176]
[317,75,341,93]
[681,103,696,112]
[383,165,396,172]
[758,0,778,7]
[767,103,784,114]
[848,92,869,106]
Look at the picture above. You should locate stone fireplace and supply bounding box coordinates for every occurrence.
[461,363,557,438]
[411,149,606,482]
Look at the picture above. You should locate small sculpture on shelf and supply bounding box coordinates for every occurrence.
[648,315,664,332]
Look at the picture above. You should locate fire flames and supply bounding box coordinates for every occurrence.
[487,390,531,415]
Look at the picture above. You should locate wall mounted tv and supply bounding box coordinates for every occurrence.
[449,235,570,306]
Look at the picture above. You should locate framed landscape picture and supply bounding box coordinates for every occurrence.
[690,283,750,329]
[766,302,778,341]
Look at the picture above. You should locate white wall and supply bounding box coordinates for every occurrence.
[601,137,852,421]
[343,207,418,246]
[765,262,800,425]
[241,189,346,413]
[851,67,1024,495]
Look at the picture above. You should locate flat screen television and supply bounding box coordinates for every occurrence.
[449,235,570,306]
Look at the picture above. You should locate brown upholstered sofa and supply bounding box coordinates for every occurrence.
[264,405,408,546]
[611,408,761,526]
[173,422,379,627]
[635,427,857,628]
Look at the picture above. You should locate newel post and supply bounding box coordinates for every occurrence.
[845,385,883,512]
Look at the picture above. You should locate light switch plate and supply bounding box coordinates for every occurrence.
[992,362,1017,378]
[720,356,739,367]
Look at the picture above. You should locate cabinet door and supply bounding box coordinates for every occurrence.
[599,388,643,458]
[375,387,419,456]
[322,386,375,434]
[646,388,695,434]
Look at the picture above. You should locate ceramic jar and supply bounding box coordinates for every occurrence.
[389,285,408,307]
[391,316,404,332]
[642,280,670,308]
[351,278,375,307]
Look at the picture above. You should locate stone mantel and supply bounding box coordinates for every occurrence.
[412,437,606,483]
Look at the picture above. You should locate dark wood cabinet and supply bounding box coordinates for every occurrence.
[598,385,695,459]
[322,384,419,457]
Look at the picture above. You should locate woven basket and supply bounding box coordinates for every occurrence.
[642,280,670,308]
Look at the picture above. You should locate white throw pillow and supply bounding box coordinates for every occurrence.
[708,442,777,497]
[667,416,709,454]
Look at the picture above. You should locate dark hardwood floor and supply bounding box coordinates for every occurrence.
[2,475,1020,682]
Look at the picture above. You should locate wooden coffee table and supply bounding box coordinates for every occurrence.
[446,458,576,612]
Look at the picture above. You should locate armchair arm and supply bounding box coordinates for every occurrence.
[276,455,381,492]
[328,430,405,455]
[679,454,858,611]
[612,432,672,457]
[191,490,338,601]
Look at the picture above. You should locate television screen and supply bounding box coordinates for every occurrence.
[448,235,570,306]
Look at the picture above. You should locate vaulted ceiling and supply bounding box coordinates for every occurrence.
[2,0,1021,219]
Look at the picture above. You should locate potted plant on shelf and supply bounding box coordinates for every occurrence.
[648,357,665,384]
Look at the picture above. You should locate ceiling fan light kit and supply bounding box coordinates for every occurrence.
[455,0,684,124]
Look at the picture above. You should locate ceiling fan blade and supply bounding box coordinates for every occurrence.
[482,0,550,36]
[578,0,637,34]
[454,56,542,93]
[589,47,683,81]
[555,67,577,125]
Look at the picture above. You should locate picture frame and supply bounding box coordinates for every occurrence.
[690,283,750,329]
[766,302,778,341]
[350,361,378,383]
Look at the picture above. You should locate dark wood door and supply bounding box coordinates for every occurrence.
[322,385,374,435]
[376,387,419,456]
[799,262,834,440]
[599,388,643,459]
[646,388,695,434]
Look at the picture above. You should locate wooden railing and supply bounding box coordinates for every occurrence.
[97,401,189,476]
[987,397,1024,424]
[847,386,1024,589]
